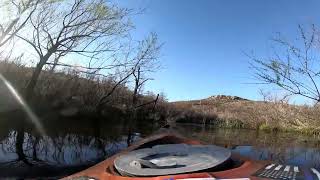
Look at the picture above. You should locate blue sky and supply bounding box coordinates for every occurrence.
[115,0,320,103]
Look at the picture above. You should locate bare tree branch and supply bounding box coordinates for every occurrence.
[15,0,134,98]
[0,0,40,47]
[250,24,320,103]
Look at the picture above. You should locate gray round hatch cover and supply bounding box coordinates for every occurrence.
[114,144,231,176]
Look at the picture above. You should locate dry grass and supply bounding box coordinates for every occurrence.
[172,97,320,135]
[0,60,168,123]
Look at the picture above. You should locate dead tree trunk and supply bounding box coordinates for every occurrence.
[127,67,141,146]
[25,62,44,98]
[25,51,55,99]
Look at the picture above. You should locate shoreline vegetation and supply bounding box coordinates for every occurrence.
[2,61,320,136]
[173,95,320,135]
[0,60,169,127]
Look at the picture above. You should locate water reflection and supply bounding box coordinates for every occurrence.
[0,131,135,165]
[0,115,151,178]
[1,118,320,178]
[0,131,130,178]
[176,124,320,168]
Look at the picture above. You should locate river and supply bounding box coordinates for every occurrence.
[0,117,319,178]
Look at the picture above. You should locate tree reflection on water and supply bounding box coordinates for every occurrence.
[0,131,128,178]
[0,116,152,178]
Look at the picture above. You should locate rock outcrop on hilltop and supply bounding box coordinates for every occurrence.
[207,95,249,101]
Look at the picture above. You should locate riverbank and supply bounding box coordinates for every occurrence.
[2,60,320,135]
[172,96,320,135]
[0,60,169,127]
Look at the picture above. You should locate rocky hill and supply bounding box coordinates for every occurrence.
[171,95,320,135]
[206,95,249,101]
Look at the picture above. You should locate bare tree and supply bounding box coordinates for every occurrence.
[123,34,161,145]
[96,33,161,113]
[250,24,320,103]
[16,0,133,98]
[131,33,161,108]
[0,0,39,48]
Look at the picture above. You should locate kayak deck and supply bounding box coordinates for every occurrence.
[63,132,269,180]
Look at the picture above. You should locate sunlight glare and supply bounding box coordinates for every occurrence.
[0,74,46,136]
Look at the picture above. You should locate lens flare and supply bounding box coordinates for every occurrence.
[0,74,46,136]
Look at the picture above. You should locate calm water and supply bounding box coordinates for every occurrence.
[0,115,157,178]
[1,116,320,178]
[176,124,320,168]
